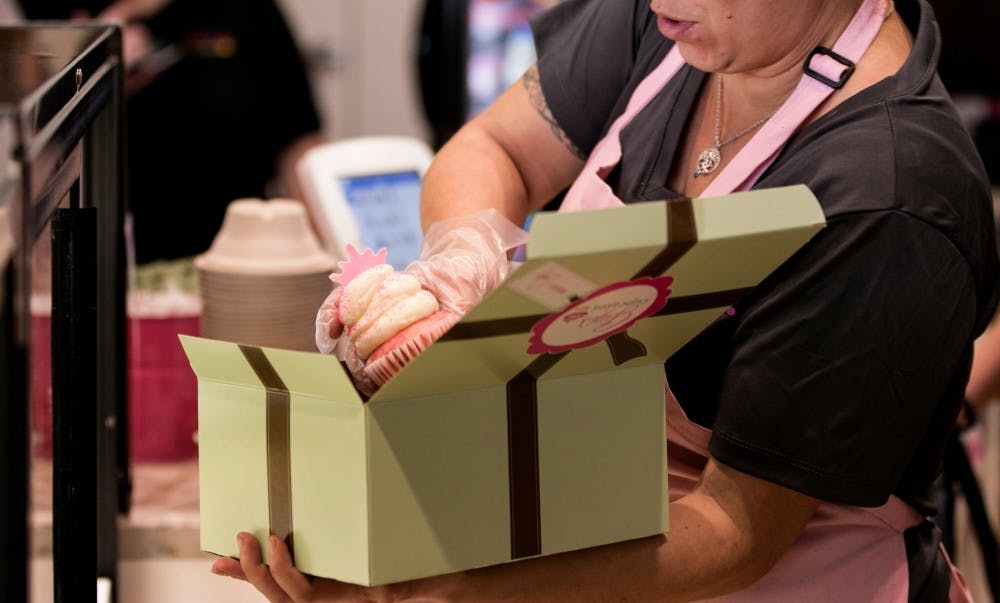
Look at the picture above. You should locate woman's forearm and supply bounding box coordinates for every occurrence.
[399,461,820,602]
[407,503,756,602]
[968,316,1000,407]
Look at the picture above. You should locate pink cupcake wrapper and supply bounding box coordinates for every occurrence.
[364,311,458,387]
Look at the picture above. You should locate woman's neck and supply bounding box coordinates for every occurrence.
[721,0,864,117]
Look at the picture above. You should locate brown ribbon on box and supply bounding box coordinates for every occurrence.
[440,287,754,343]
[450,198,740,559]
[501,198,697,558]
[239,345,295,561]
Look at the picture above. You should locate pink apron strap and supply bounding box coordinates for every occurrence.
[701,0,889,195]
[562,0,889,212]
[560,46,686,212]
[589,46,686,175]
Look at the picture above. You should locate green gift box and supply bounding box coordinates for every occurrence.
[181,185,825,586]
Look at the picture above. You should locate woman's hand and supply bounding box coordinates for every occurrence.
[207,456,818,602]
[404,209,527,314]
[211,533,398,603]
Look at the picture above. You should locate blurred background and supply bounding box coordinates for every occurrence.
[11,1,562,602]
[5,0,997,601]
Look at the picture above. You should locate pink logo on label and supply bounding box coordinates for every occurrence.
[526,276,674,355]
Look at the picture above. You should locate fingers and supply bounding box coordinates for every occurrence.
[235,532,293,603]
[212,555,247,581]
[321,288,344,339]
[266,536,317,601]
[344,341,378,396]
[212,533,387,603]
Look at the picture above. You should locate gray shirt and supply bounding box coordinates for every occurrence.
[534,0,998,522]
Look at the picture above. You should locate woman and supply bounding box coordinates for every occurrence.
[214,0,999,599]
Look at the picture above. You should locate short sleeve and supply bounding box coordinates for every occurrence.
[531,0,647,155]
[706,210,977,506]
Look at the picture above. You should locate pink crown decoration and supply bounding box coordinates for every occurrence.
[329,244,388,286]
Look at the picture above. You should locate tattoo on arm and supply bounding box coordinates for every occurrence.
[523,65,586,160]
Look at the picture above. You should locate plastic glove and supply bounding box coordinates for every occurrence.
[404,209,527,314]
[343,340,379,397]
[315,286,343,355]
[315,209,526,394]
[315,287,378,396]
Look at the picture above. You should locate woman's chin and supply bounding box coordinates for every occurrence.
[674,45,721,74]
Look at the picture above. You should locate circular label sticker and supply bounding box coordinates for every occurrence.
[526,276,673,355]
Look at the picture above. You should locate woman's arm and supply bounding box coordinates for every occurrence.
[419,65,586,231]
[400,459,820,602]
[219,457,820,602]
[967,313,1000,408]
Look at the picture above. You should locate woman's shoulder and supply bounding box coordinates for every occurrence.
[760,84,996,328]
[764,0,970,210]
[770,86,985,217]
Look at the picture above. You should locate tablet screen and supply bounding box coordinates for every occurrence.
[339,171,424,270]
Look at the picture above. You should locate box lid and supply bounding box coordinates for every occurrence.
[368,185,825,403]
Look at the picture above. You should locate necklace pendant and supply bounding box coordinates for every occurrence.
[694,147,721,177]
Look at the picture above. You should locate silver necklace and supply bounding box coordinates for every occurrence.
[692,0,896,178]
[694,75,775,178]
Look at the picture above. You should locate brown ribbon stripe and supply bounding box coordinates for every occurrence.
[440,287,754,343]
[239,345,295,560]
[633,198,698,280]
[503,198,700,559]
[505,351,570,559]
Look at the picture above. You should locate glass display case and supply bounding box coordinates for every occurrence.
[0,23,125,603]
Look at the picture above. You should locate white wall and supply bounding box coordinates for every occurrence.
[276,0,431,142]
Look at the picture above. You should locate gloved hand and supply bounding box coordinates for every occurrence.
[315,209,527,393]
[315,287,379,395]
[404,208,527,314]
[342,340,380,397]
[315,286,343,355]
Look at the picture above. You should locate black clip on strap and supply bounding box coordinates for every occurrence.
[803,46,856,89]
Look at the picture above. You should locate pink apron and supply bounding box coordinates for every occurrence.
[558,0,972,599]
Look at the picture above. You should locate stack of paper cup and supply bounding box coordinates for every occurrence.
[195,198,337,352]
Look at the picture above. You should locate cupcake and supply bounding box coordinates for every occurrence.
[364,310,459,386]
[320,245,455,390]
[344,271,439,359]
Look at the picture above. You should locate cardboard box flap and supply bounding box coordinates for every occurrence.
[693,185,825,241]
[462,185,823,324]
[180,335,364,404]
[254,346,363,404]
[369,186,825,402]
[526,185,824,259]
[180,335,269,389]
[525,199,674,262]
